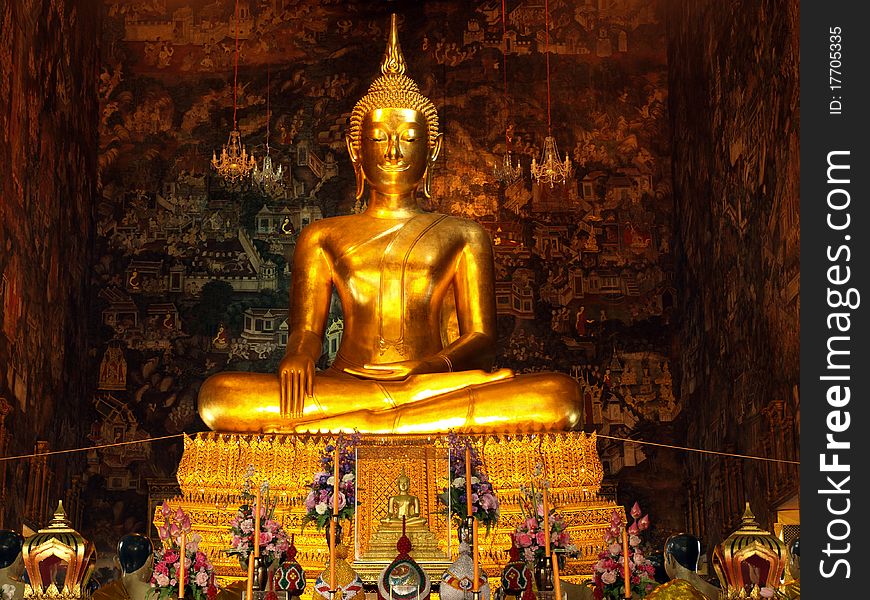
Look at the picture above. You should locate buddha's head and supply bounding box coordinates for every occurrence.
[396,467,411,493]
[347,14,442,200]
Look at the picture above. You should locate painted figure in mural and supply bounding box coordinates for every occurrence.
[197,15,580,435]
[647,534,718,600]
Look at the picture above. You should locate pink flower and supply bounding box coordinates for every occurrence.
[610,510,622,527]
[162,503,173,518]
[559,532,571,546]
[195,571,210,587]
[601,570,617,585]
[194,552,208,570]
[628,522,639,536]
[328,491,346,511]
[535,531,547,546]
[480,493,497,511]
[155,573,170,587]
[629,535,641,547]
[523,548,535,562]
[259,531,273,545]
[524,517,538,531]
[240,519,254,534]
[169,523,180,538]
[158,526,169,541]
[305,491,317,510]
[638,515,650,531]
[516,533,533,547]
[608,543,622,556]
[630,502,642,519]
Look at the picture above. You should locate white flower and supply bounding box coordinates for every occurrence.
[326,476,335,486]
[452,477,466,489]
[470,476,480,485]
[315,502,328,515]
[1,584,15,600]
[342,473,355,482]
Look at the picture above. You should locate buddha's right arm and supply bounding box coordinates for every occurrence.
[279,227,334,416]
[285,226,334,362]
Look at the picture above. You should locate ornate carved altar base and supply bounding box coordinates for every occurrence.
[156,432,620,590]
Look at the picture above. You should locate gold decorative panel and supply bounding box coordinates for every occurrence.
[158,432,619,589]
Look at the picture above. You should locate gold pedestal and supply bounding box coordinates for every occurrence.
[156,432,620,591]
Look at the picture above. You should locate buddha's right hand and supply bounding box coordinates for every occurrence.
[278,353,314,418]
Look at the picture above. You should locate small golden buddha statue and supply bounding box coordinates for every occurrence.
[383,468,427,528]
[362,468,446,563]
[197,14,580,435]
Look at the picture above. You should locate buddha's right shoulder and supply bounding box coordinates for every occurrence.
[297,216,346,242]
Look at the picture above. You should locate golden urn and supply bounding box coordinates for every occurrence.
[712,503,787,598]
[22,502,95,600]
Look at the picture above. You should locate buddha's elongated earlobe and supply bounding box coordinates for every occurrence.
[422,166,432,199]
[354,165,365,200]
[422,133,443,199]
[346,134,365,200]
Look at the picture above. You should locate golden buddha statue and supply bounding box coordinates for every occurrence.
[383,468,426,528]
[362,468,446,563]
[198,14,581,435]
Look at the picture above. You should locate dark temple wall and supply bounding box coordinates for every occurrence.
[0,0,100,527]
[667,0,800,550]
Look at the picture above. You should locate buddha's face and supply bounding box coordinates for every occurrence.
[397,475,410,493]
[358,108,432,195]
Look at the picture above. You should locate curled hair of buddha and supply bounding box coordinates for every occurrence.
[348,14,439,152]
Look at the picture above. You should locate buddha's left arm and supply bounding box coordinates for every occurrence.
[437,222,498,371]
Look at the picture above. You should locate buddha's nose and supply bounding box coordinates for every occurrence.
[385,133,403,162]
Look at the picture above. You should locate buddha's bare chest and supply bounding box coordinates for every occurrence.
[330,215,456,299]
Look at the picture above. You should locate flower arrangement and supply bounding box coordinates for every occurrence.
[513,477,578,562]
[591,503,656,600]
[302,434,359,531]
[227,465,290,566]
[152,503,218,600]
[438,433,499,532]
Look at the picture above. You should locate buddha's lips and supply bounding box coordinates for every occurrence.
[378,163,410,172]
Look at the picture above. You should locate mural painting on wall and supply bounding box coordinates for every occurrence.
[89,0,679,551]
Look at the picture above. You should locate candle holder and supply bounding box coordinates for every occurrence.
[533,555,554,592]
[457,515,475,546]
[251,555,269,591]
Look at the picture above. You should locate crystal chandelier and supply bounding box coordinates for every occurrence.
[493,0,523,186]
[213,130,256,183]
[253,148,284,192]
[494,151,523,184]
[531,136,572,187]
[531,0,572,188]
[253,65,284,193]
[212,0,255,183]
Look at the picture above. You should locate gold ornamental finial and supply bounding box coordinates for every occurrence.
[381,14,406,76]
